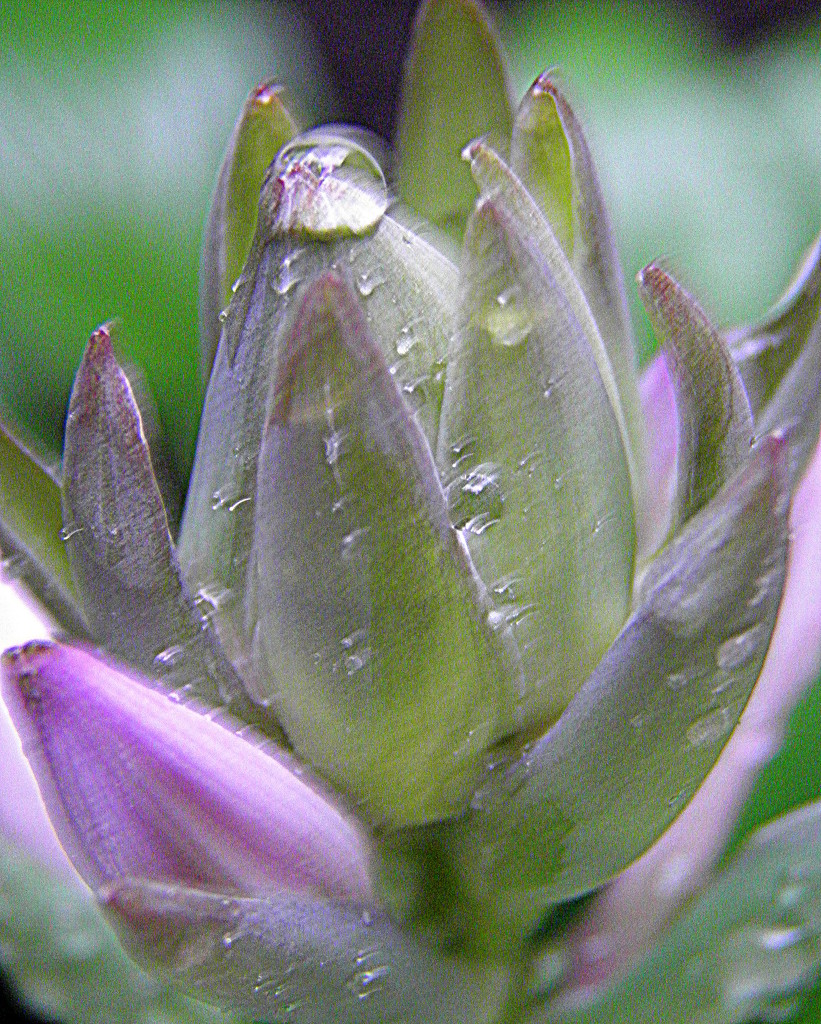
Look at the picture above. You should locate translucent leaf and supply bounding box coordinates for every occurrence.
[62,326,251,711]
[437,194,634,729]
[199,81,299,381]
[464,139,639,495]
[250,272,509,826]
[180,128,457,704]
[104,877,510,1024]
[0,407,86,636]
[0,836,224,1024]
[527,801,821,1024]
[395,0,514,237]
[638,263,754,528]
[342,207,458,447]
[448,438,790,936]
[1,640,374,906]
[510,73,643,480]
[726,230,821,488]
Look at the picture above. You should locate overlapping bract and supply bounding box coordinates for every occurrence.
[1,1,821,1021]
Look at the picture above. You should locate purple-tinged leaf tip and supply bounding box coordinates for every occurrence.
[0,641,374,907]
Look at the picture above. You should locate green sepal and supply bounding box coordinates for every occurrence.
[463,139,639,497]
[178,128,455,663]
[528,800,821,1024]
[437,193,634,730]
[250,272,509,826]
[510,73,643,479]
[0,406,87,636]
[726,229,821,488]
[395,0,514,238]
[61,326,253,714]
[199,81,299,381]
[448,437,789,937]
[638,263,754,528]
[104,877,511,1024]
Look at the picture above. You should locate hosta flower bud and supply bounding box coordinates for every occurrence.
[1,0,820,1020]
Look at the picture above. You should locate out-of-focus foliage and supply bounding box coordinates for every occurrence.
[500,1,821,363]
[0,0,330,486]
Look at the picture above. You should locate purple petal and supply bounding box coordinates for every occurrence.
[636,352,677,558]
[550,427,821,1004]
[1,641,375,906]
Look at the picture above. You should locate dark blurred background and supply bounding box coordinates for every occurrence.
[1,1,821,1021]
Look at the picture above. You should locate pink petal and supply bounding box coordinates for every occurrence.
[1,641,375,906]
[636,352,677,559]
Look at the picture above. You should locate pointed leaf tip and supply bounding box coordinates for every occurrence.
[1,641,375,907]
[199,80,299,380]
[396,0,514,236]
[638,262,754,527]
[62,326,258,712]
[511,72,643,484]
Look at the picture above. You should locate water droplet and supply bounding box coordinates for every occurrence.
[485,284,533,348]
[447,463,504,531]
[542,372,567,400]
[665,671,689,690]
[492,575,520,600]
[355,945,378,966]
[748,572,775,609]
[553,474,564,491]
[488,603,536,631]
[396,320,421,356]
[464,512,500,535]
[716,626,763,670]
[345,647,372,677]
[356,269,385,297]
[346,965,390,1000]
[276,249,304,295]
[323,429,348,468]
[686,706,735,748]
[341,527,369,561]
[271,137,388,237]
[756,925,805,952]
[218,307,228,325]
[153,644,185,670]
[401,374,429,409]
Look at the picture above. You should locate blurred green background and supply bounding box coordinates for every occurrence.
[1,1,820,1021]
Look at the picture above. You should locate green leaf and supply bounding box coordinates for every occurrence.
[464,139,640,496]
[199,81,299,381]
[61,326,253,715]
[250,272,510,826]
[104,877,510,1024]
[510,73,643,479]
[0,836,226,1024]
[726,230,821,489]
[395,0,514,238]
[341,207,458,447]
[448,437,790,936]
[638,263,754,528]
[437,193,634,730]
[0,407,87,635]
[179,129,455,671]
[528,800,821,1024]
